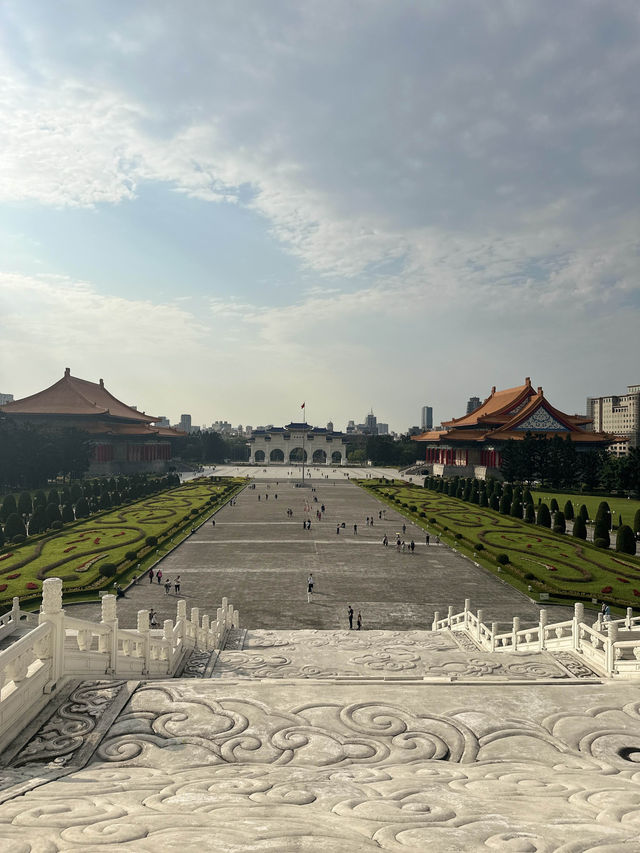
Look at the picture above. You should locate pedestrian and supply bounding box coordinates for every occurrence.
[366,516,369,526]
[357,611,362,630]
[337,525,340,535]
[370,518,374,527]
[174,576,181,594]
[149,609,158,628]
[307,573,314,603]
[379,511,382,519]
[401,540,406,552]
[148,568,154,584]
[353,523,358,534]
[211,518,215,526]
[164,577,171,594]
[275,494,277,499]
[383,534,388,546]
[348,605,354,629]
[426,533,430,545]
[402,523,406,534]
[303,520,307,530]
[410,539,415,553]
[156,569,162,584]
[258,494,261,500]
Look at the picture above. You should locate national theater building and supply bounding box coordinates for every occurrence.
[0,368,182,475]
[412,378,613,480]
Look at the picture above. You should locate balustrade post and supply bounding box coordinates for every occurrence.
[476,609,483,643]
[163,620,174,671]
[38,578,65,687]
[11,596,20,626]
[464,599,470,628]
[626,607,633,630]
[190,608,199,646]
[137,610,150,675]
[217,607,224,631]
[233,610,239,629]
[176,600,187,639]
[573,603,584,651]
[539,609,547,651]
[432,611,440,631]
[100,594,118,676]
[490,622,498,652]
[606,622,618,676]
[201,615,211,650]
[227,603,234,626]
[512,617,520,651]
[447,606,453,627]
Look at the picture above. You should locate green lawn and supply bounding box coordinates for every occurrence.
[358,479,640,610]
[532,491,640,528]
[0,477,245,604]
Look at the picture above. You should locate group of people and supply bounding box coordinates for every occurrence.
[148,568,181,595]
[347,605,362,630]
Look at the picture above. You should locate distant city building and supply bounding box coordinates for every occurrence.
[346,420,356,433]
[377,423,389,435]
[364,410,377,435]
[407,426,421,436]
[0,393,14,406]
[421,406,433,430]
[244,426,253,436]
[586,384,640,456]
[179,414,192,433]
[466,396,481,415]
[326,421,334,432]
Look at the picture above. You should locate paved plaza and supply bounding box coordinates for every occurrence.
[69,472,573,630]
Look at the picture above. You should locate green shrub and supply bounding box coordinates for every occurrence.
[524,572,535,580]
[579,504,589,522]
[145,536,158,547]
[616,525,636,555]
[4,513,26,540]
[596,501,611,530]
[553,510,566,534]
[496,553,509,565]
[75,497,90,519]
[125,550,139,561]
[593,518,610,548]
[564,500,574,521]
[454,533,462,540]
[490,495,499,512]
[524,503,535,524]
[62,504,75,523]
[46,503,62,525]
[536,504,551,528]
[572,515,587,539]
[50,520,64,530]
[409,504,417,512]
[522,489,533,506]
[510,499,523,519]
[476,543,484,551]
[499,495,510,515]
[99,563,117,577]
[550,498,559,512]
[634,508,640,535]
[429,517,437,524]
[11,533,26,544]
[479,492,488,507]
[594,537,609,550]
[1,494,18,522]
[419,511,426,517]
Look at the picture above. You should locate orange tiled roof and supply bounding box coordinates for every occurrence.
[1,369,157,423]
[82,422,182,438]
[442,378,535,428]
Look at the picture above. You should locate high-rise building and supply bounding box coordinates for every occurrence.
[0,393,14,406]
[586,384,640,455]
[466,396,481,415]
[421,406,433,430]
[377,423,389,435]
[364,410,377,434]
[156,416,170,427]
[179,414,192,433]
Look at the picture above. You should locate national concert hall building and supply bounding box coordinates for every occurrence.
[0,368,182,475]
[412,378,614,481]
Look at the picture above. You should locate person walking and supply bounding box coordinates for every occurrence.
[307,573,314,603]
[148,568,154,584]
[174,576,181,594]
[357,611,362,631]
[410,539,415,553]
[156,569,162,585]
[336,524,340,535]
[348,605,354,629]
[164,577,171,595]
[402,523,406,535]
[211,518,215,526]
[353,523,358,535]
[426,533,430,545]
[382,534,388,546]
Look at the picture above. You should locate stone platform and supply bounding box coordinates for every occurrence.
[2,626,640,850]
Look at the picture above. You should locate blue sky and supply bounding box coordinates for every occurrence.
[0,0,638,432]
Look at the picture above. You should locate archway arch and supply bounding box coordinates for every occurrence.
[289,447,307,463]
[331,451,342,464]
[254,450,266,463]
[312,449,327,464]
[270,448,285,463]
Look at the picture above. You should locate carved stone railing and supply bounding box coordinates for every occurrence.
[432,600,640,679]
[0,597,40,642]
[0,578,239,751]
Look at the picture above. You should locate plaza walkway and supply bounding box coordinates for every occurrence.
[69,475,573,630]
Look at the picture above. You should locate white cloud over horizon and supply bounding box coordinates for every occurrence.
[0,0,638,431]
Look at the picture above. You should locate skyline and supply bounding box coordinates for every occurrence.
[0,1,639,432]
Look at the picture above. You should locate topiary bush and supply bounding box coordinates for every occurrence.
[572,515,587,540]
[11,533,26,544]
[593,518,610,548]
[50,520,63,530]
[564,500,574,521]
[476,543,484,551]
[524,503,535,524]
[99,563,117,577]
[550,498,559,512]
[616,524,637,555]
[125,550,139,561]
[536,504,551,528]
[553,510,566,534]
[145,536,158,547]
[496,553,509,565]
[594,537,609,550]
[499,495,510,515]
[454,533,462,540]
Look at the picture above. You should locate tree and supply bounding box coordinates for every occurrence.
[553,510,566,534]
[593,517,610,548]
[46,503,62,526]
[70,483,82,503]
[522,488,533,506]
[47,489,60,507]
[579,504,589,523]
[75,497,90,519]
[28,505,47,534]
[536,504,551,528]
[499,495,510,514]
[4,512,26,540]
[564,500,574,521]
[616,525,637,555]
[510,499,523,519]
[18,491,33,516]
[572,515,587,539]
[524,503,535,523]
[1,494,17,522]
[595,501,611,530]
[550,498,559,512]
[634,509,640,535]
[34,490,47,509]
[490,494,500,512]
[62,503,75,523]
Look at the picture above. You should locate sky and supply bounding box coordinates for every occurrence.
[0,0,638,433]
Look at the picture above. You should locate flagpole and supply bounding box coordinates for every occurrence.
[301,402,306,487]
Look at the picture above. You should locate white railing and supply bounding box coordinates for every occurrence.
[432,599,640,679]
[0,597,39,642]
[0,577,239,751]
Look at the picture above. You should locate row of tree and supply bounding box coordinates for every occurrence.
[0,419,93,489]
[424,475,639,554]
[499,434,640,494]
[0,473,181,546]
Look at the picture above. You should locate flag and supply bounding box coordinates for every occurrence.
[301,402,305,409]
